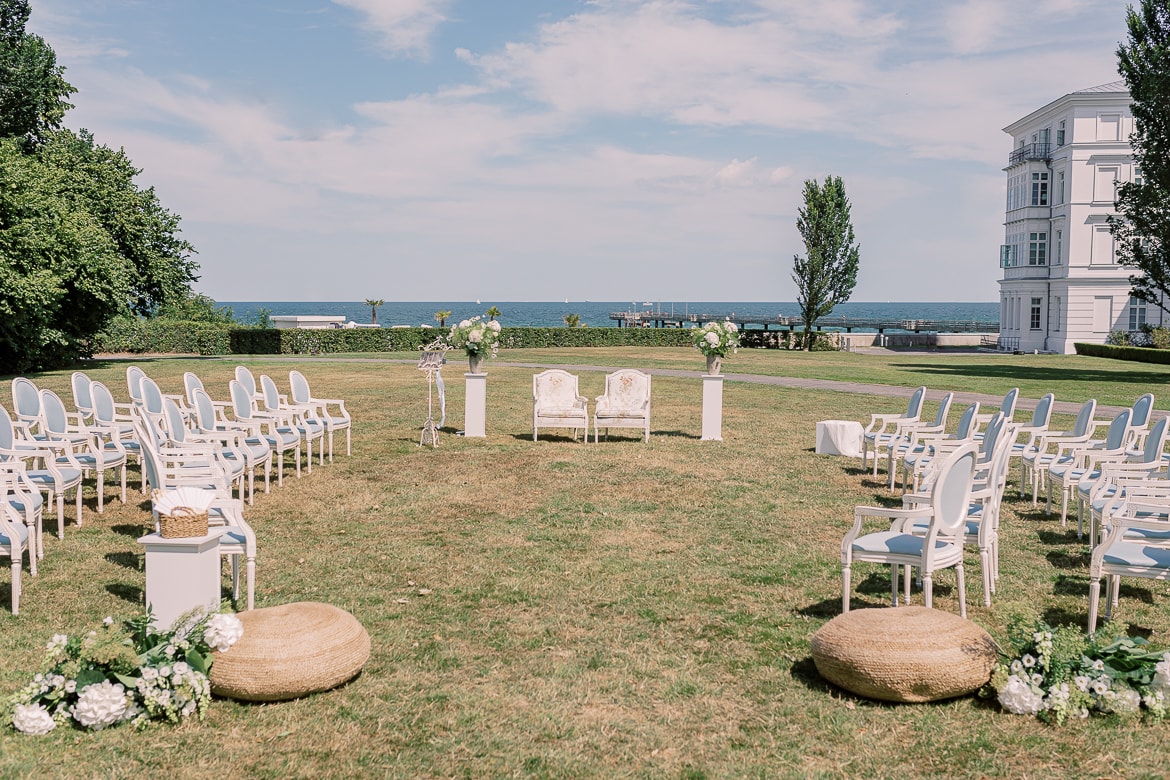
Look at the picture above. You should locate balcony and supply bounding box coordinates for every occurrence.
[1008,142,1051,165]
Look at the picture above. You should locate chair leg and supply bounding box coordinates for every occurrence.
[841,564,851,612]
[345,427,351,456]
[922,572,933,608]
[1088,577,1100,633]
[246,556,255,610]
[10,559,20,615]
[980,550,991,607]
[956,563,967,619]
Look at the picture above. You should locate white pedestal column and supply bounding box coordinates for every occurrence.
[464,373,487,438]
[137,530,224,630]
[701,375,724,441]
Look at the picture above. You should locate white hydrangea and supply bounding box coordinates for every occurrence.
[204,613,244,653]
[46,634,68,653]
[1151,653,1170,696]
[997,674,1045,715]
[71,681,130,730]
[12,703,56,735]
[1099,686,1142,715]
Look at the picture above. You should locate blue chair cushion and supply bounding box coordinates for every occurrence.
[1103,541,1170,569]
[852,532,952,556]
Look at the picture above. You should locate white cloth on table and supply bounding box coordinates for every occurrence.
[816,420,864,457]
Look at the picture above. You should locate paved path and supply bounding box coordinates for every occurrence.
[125,352,1137,420]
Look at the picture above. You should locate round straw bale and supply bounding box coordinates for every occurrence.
[810,607,997,703]
[209,602,370,702]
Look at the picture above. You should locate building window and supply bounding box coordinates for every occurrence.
[1054,230,1062,266]
[1028,232,1047,265]
[1056,170,1065,205]
[1057,120,1066,147]
[1031,172,1049,206]
[1030,298,1042,330]
[1129,296,1148,331]
[1135,166,1143,186]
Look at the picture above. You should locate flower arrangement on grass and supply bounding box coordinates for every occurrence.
[989,618,1170,724]
[692,320,739,358]
[447,316,502,363]
[8,607,243,734]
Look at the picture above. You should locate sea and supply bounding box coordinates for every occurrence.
[219,301,1000,331]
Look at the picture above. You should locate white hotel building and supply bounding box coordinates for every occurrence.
[999,80,1164,354]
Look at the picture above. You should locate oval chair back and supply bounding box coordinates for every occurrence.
[126,366,147,407]
[234,366,257,397]
[955,403,980,440]
[230,379,255,422]
[183,372,206,408]
[140,377,165,419]
[906,386,927,419]
[929,393,954,429]
[1071,399,1098,437]
[1103,410,1132,451]
[71,372,94,421]
[38,390,72,438]
[979,412,1006,463]
[0,406,17,452]
[1029,393,1055,428]
[1000,388,1020,422]
[289,370,311,405]
[11,377,41,430]
[162,398,189,445]
[928,444,978,547]
[1138,416,1169,464]
[1131,393,1155,429]
[259,375,281,413]
[192,388,218,433]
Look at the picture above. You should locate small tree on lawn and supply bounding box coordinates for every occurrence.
[1110,0,1170,308]
[791,175,860,350]
[434,309,452,328]
[364,298,383,325]
[485,305,501,321]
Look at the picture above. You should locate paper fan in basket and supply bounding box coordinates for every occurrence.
[152,487,216,538]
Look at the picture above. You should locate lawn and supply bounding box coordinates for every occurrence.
[2,348,1169,779]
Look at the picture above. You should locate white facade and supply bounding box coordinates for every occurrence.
[999,81,1165,354]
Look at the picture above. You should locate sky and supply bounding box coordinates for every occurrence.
[28,0,1130,303]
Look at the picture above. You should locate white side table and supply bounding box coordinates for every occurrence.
[701,375,724,441]
[815,420,864,457]
[464,373,487,438]
[137,530,225,630]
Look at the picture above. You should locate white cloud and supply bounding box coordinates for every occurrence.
[331,0,452,58]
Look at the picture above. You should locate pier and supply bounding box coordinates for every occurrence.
[609,310,999,334]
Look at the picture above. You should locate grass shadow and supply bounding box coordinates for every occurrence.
[1045,549,1091,570]
[1036,528,1083,546]
[795,598,840,619]
[111,523,149,539]
[893,361,1170,388]
[104,551,141,570]
[106,583,143,604]
[1041,605,1085,627]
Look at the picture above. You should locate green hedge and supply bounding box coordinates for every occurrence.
[1074,342,1170,365]
[92,319,234,356]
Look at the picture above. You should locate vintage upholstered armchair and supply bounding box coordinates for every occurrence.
[594,369,651,443]
[533,370,588,442]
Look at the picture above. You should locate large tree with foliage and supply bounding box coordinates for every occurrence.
[791,175,860,350]
[0,1,198,371]
[1111,0,1170,307]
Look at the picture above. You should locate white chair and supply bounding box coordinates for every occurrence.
[900,402,979,495]
[0,406,82,541]
[126,366,147,409]
[10,377,42,436]
[1047,409,1131,528]
[260,374,325,470]
[0,502,32,615]
[289,370,351,460]
[70,371,95,424]
[1088,498,1170,633]
[191,388,271,504]
[533,370,589,442]
[1,463,42,567]
[230,379,301,486]
[594,369,651,443]
[972,387,1019,435]
[1078,415,1170,543]
[885,392,953,490]
[91,381,143,493]
[1005,393,1056,494]
[861,386,927,477]
[40,389,127,515]
[161,398,246,501]
[841,442,977,617]
[1021,399,1097,506]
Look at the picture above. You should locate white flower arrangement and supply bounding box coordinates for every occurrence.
[7,606,243,734]
[691,320,739,358]
[989,618,1170,724]
[447,316,502,359]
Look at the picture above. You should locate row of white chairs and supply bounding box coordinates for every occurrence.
[0,365,352,615]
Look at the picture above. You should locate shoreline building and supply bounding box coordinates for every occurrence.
[999,80,1165,354]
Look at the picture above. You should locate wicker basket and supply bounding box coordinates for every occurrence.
[159,505,210,538]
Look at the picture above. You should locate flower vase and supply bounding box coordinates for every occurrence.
[468,353,484,374]
[705,354,722,376]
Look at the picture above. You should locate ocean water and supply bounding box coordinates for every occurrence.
[220,301,1000,331]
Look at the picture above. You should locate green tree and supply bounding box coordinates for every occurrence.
[155,292,235,324]
[434,309,452,328]
[791,176,860,350]
[365,298,384,325]
[1111,0,1170,306]
[0,138,131,372]
[0,0,75,146]
[563,313,581,328]
[485,305,501,321]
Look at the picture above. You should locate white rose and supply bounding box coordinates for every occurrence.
[997,674,1044,715]
[71,681,129,730]
[204,613,245,653]
[13,703,56,735]
[172,661,190,676]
